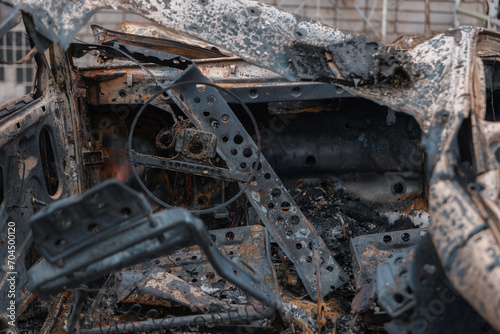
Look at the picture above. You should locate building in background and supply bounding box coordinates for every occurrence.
[0,0,488,104]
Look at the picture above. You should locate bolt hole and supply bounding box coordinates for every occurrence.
[394,293,404,303]
[188,139,204,154]
[221,135,229,142]
[231,149,237,155]
[206,95,216,104]
[292,87,302,97]
[383,235,392,243]
[243,148,252,157]
[295,243,302,249]
[264,173,271,179]
[234,135,243,144]
[203,110,210,117]
[226,232,235,241]
[306,156,316,166]
[281,202,291,211]
[249,89,258,98]
[290,215,300,225]
[401,233,410,242]
[327,266,334,272]
[392,182,405,194]
[87,223,99,234]
[268,202,275,209]
[120,208,132,218]
[252,161,262,170]
[271,188,281,197]
[194,96,201,103]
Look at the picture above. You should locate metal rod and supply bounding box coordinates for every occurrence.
[79,308,274,333]
[455,6,489,22]
[454,0,462,26]
[488,0,499,30]
[382,0,387,42]
[425,0,430,31]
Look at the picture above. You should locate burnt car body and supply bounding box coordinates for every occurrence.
[0,0,500,333]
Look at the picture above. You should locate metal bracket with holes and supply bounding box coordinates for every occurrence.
[163,65,348,300]
[130,151,251,183]
[350,228,427,290]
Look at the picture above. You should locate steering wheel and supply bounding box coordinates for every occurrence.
[127,81,261,214]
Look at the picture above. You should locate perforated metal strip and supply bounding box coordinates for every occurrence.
[168,65,347,300]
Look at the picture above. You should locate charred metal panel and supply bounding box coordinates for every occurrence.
[27,180,280,309]
[114,225,274,311]
[7,0,411,86]
[0,44,82,320]
[351,229,426,290]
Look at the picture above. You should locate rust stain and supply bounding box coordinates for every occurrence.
[283,294,344,322]
[362,244,390,260]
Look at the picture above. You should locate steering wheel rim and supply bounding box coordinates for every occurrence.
[127,80,262,214]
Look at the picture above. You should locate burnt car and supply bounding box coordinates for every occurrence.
[0,0,500,333]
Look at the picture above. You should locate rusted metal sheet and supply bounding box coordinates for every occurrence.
[115,225,277,308]
[115,268,232,311]
[114,21,234,56]
[92,24,228,59]
[38,292,72,334]
[350,229,427,290]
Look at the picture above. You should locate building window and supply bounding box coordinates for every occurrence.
[0,30,35,95]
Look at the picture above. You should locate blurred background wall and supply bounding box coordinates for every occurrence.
[0,0,490,104]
